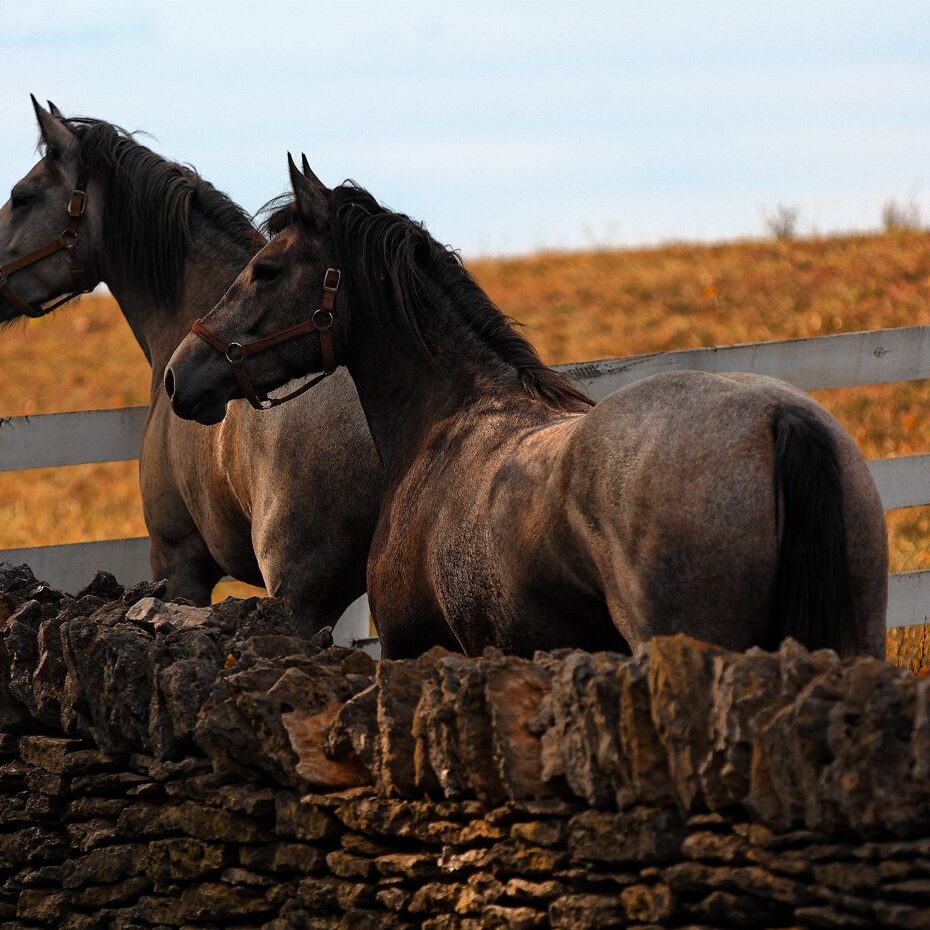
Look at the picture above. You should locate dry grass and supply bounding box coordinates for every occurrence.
[1,231,929,595]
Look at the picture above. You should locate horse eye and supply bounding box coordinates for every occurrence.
[11,192,35,211]
[253,262,282,283]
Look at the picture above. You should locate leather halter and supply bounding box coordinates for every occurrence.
[0,172,93,317]
[190,267,341,410]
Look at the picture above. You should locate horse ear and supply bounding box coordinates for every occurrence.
[300,153,328,194]
[47,100,64,118]
[31,94,76,157]
[287,152,329,231]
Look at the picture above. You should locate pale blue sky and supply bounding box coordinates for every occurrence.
[2,0,928,255]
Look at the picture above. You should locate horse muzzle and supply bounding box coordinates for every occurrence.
[163,356,231,426]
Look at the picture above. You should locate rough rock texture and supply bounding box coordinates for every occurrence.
[1,563,929,928]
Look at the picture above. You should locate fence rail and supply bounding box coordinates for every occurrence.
[0,406,149,472]
[2,324,930,629]
[561,324,930,397]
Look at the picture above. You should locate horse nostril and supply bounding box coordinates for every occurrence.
[163,367,175,399]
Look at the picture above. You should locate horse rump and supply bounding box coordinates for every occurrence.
[769,404,857,654]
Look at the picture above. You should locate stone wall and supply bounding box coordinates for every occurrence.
[1,562,929,929]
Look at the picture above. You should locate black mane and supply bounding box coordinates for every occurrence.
[262,186,593,413]
[53,117,260,304]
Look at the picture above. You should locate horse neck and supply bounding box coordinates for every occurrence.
[103,211,261,388]
[345,285,553,482]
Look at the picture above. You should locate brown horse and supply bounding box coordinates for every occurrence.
[0,100,386,639]
[166,157,888,660]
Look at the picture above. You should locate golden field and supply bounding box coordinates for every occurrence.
[1,229,929,601]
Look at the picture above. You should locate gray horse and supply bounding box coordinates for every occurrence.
[166,158,888,660]
[0,100,381,635]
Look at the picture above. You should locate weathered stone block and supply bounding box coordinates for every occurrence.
[619,882,675,922]
[549,893,625,929]
[146,837,228,885]
[568,807,686,865]
[19,735,119,775]
[179,880,273,920]
[481,904,547,929]
[646,635,724,812]
[0,827,68,867]
[510,819,566,848]
[62,843,148,888]
[375,852,443,880]
[486,658,551,801]
[326,849,377,880]
[377,659,428,796]
[240,841,327,874]
[616,653,676,809]
[70,875,152,907]
[276,793,342,841]
[540,651,625,808]
[15,888,68,925]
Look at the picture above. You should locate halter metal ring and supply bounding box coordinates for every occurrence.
[312,308,334,330]
[226,343,245,363]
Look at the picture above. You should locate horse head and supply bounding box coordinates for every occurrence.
[0,97,102,320]
[165,153,342,424]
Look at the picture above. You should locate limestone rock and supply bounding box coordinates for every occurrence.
[646,635,724,812]
[485,657,551,801]
[549,893,625,929]
[616,651,676,809]
[196,650,373,790]
[568,807,686,865]
[539,651,625,808]
[378,658,429,796]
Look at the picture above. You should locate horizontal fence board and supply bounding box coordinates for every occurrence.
[887,571,930,628]
[869,454,930,511]
[0,536,151,594]
[0,406,149,472]
[559,325,930,400]
[2,326,929,472]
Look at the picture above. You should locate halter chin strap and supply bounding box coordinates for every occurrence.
[0,172,94,317]
[190,267,341,411]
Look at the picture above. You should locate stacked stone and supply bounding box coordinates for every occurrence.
[2,563,930,928]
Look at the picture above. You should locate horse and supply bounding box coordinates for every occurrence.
[0,99,386,638]
[165,155,888,661]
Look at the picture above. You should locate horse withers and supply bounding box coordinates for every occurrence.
[165,154,888,660]
[0,99,383,638]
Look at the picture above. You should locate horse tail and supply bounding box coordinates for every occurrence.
[769,405,857,654]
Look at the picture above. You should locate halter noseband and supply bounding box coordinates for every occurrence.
[190,267,341,411]
[0,171,94,317]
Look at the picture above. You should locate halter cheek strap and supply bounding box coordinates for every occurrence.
[0,173,94,316]
[190,267,341,411]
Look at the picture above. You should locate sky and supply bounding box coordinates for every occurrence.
[1,0,929,256]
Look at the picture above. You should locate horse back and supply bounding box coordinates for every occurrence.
[560,370,886,653]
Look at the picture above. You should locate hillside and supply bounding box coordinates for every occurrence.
[1,230,928,587]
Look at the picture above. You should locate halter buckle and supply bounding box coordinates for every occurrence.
[322,268,341,292]
[67,190,87,218]
[226,343,245,363]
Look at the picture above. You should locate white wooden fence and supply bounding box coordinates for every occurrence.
[2,324,930,639]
